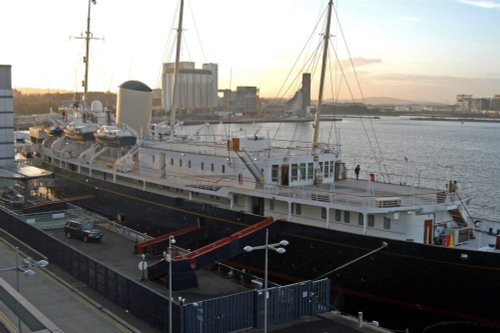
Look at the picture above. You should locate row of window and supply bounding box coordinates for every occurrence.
[271,161,336,182]
[165,157,226,173]
[316,206,391,229]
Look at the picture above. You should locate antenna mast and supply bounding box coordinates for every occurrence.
[72,0,100,105]
[169,0,185,138]
[311,0,334,151]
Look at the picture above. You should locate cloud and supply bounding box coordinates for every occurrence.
[458,0,500,9]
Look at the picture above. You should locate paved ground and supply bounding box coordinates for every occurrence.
[0,222,393,333]
[0,238,154,333]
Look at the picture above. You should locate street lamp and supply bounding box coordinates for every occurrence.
[243,228,288,333]
[163,236,176,333]
[0,247,49,332]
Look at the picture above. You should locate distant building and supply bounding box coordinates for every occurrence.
[456,94,500,112]
[161,62,218,114]
[0,65,15,171]
[236,87,259,116]
[219,89,237,113]
[456,94,473,112]
[285,73,311,117]
[492,95,500,111]
[470,98,490,112]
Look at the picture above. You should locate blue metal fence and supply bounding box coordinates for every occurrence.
[181,279,330,333]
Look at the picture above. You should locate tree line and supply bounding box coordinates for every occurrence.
[13,90,117,115]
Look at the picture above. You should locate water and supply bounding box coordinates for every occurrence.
[196,117,500,222]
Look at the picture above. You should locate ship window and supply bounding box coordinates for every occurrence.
[211,163,214,172]
[321,207,327,220]
[269,199,274,210]
[358,213,364,225]
[344,211,350,223]
[307,163,314,179]
[152,155,155,163]
[299,163,306,180]
[271,165,279,182]
[291,164,298,181]
[368,214,375,227]
[384,217,391,229]
[319,162,323,174]
[188,160,191,168]
[234,195,239,204]
[170,158,174,166]
[201,162,204,170]
[335,209,341,222]
[330,161,334,174]
[179,159,183,167]
[292,203,302,215]
[222,165,225,173]
[324,161,330,177]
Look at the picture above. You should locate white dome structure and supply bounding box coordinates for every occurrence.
[90,100,103,112]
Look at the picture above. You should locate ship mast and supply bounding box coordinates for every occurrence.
[82,0,97,104]
[73,0,98,105]
[311,0,333,151]
[169,0,185,138]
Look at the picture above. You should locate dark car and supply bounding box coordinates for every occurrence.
[64,220,103,242]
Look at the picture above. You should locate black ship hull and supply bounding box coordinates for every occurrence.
[45,164,500,332]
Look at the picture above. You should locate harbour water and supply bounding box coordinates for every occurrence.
[202,116,500,222]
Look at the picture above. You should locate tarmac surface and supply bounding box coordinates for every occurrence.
[0,221,393,333]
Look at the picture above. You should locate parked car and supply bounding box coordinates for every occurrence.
[64,220,103,242]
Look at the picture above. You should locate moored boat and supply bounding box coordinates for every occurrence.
[63,122,98,143]
[94,125,137,147]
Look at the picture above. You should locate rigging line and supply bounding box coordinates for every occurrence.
[155,3,180,89]
[278,37,324,102]
[331,5,390,183]
[325,38,341,147]
[285,42,323,155]
[186,0,207,63]
[275,6,327,99]
[314,242,388,280]
[328,44,386,182]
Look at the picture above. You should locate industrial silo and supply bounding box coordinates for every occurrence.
[116,80,152,137]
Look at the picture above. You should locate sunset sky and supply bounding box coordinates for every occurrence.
[2,0,500,103]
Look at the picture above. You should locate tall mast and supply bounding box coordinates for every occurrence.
[82,0,95,104]
[169,0,185,138]
[311,0,334,151]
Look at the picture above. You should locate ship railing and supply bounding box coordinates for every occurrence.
[97,218,153,244]
[252,183,458,209]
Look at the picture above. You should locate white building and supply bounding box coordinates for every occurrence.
[161,62,218,114]
[0,65,15,170]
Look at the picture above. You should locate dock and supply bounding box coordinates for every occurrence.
[0,199,395,333]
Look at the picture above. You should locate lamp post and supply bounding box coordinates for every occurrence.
[163,236,176,333]
[0,247,49,332]
[244,229,288,333]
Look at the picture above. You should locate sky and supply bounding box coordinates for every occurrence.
[2,0,500,104]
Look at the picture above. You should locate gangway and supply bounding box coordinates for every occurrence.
[134,223,201,256]
[22,195,95,214]
[147,217,276,287]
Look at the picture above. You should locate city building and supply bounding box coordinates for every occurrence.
[161,62,218,114]
[285,73,311,117]
[456,94,473,112]
[456,94,500,112]
[492,95,500,111]
[0,65,15,172]
[236,87,259,116]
